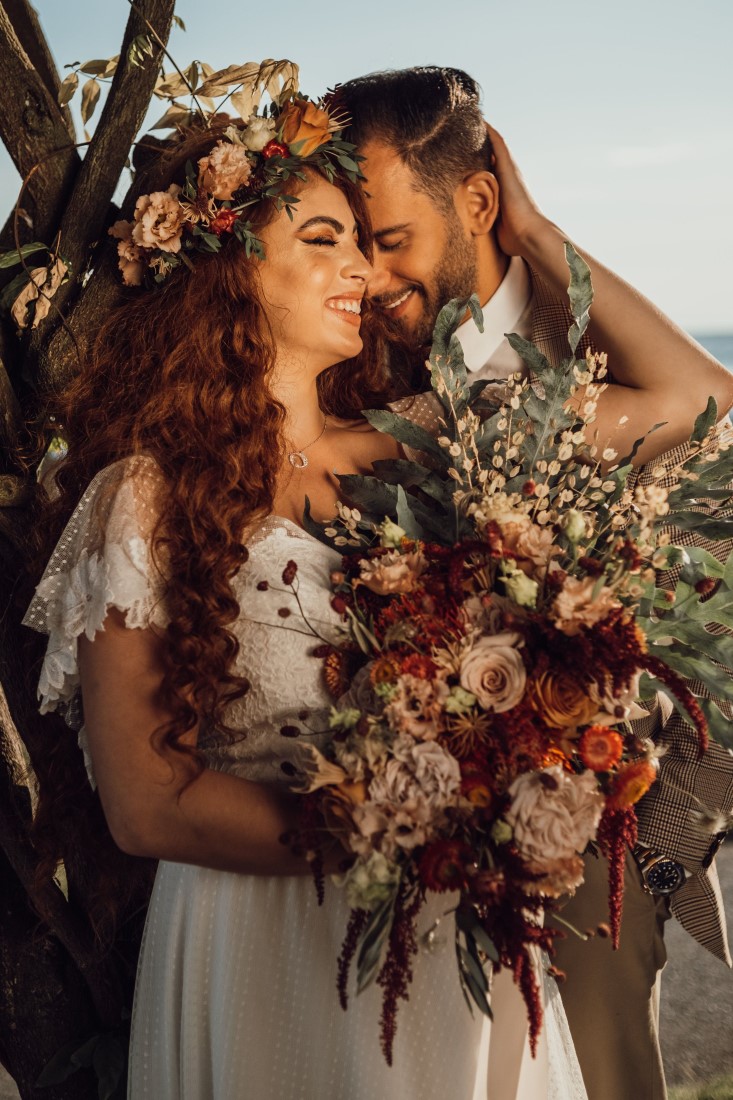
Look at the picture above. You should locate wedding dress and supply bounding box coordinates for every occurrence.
[24,454,588,1100]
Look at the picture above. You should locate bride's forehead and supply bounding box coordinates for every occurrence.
[288,178,353,224]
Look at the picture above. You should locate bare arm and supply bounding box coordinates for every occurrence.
[78,607,317,875]
[488,125,733,463]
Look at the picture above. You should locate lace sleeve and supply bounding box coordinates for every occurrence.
[23,454,169,724]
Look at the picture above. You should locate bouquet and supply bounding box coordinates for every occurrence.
[290,245,733,1063]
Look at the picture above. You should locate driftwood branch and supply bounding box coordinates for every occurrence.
[0,5,79,244]
[31,0,177,393]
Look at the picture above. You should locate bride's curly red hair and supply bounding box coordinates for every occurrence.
[29,125,392,937]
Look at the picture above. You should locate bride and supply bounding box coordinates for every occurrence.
[23,92,729,1099]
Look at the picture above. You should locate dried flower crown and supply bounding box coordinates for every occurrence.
[109,79,361,287]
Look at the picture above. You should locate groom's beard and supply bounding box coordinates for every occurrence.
[410,220,478,350]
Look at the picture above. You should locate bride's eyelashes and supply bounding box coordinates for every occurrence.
[301,235,338,247]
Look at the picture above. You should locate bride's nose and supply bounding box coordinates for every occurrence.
[341,240,373,285]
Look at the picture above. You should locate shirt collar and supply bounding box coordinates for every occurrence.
[456,256,532,373]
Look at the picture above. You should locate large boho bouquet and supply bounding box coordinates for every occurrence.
[291,246,733,1063]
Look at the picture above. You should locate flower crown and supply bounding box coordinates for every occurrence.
[109,93,361,287]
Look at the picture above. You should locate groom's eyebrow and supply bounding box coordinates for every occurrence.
[375,223,410,237]
[299,216,347,232]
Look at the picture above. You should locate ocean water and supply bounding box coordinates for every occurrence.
[693,333,733,372]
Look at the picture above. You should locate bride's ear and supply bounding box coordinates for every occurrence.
[455,171,500,236]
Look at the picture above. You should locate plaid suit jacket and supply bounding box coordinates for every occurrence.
[530,270,733,962]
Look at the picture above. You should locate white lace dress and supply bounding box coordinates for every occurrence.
[24,454,588,1100]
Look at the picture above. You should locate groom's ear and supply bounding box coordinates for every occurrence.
[455,171,500,236]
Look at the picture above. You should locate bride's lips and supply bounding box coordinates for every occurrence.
[326,294,363,328]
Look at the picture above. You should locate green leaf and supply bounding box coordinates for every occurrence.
[565,242,593,354]
[92,1035,126,1100]
[457,944,492,1017]
[127,34,154,68]
[505,333,551,376]
[691,397,719,444]
[356,895,396,993]
[362,409,446,464]
[0,241,49,269]
[0,271,30,313]
[36,1038,90,1086]
[665,513,733,541]
[617,423,665,467]
[395,485,425,540]
[335,474,397,517]
[370,458,432,488]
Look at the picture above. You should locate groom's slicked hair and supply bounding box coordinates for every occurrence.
[335,67,493,212]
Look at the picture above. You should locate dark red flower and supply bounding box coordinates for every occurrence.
[262,139,289,160]
[282,560,298,585]
[418,839,470,892]
[209,209,239,236]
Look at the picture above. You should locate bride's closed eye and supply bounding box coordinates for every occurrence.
[301,236,338,247]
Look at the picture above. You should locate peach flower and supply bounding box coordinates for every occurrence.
[551,575,621,636]
[383,673,449,740]
[108,220,145,286]
[131,184,185,253]
[197,140,253,200]
[356,548,426,596]
[525,854,586,898]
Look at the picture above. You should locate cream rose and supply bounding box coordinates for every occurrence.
[241,116,276,152]
[131,185,185,253]
[460,632,526,713]
[505,766,604,864]
[197,140,252,200]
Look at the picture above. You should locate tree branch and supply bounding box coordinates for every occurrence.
[30,0,176,391]
[0,5,79,244]
[1,0,75,141]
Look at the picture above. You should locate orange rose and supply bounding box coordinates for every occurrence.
[530,670,598,729]
[280,98,333,157]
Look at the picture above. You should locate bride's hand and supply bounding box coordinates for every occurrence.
[486,123,549,257]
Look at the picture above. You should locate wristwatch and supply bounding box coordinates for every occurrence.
[632,844,688,896]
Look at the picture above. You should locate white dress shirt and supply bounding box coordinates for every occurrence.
[455,255,533,381]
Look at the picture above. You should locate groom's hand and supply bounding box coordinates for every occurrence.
[485,123,549,259]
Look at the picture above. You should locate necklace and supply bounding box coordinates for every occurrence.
[287,415,328,469]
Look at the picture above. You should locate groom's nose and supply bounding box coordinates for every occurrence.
[366,267,390,299]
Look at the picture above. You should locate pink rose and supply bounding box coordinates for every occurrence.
[460,632,526,713]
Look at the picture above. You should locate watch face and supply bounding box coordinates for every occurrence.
[646,860,685,895]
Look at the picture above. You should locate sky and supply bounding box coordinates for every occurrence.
[1,0,731,333]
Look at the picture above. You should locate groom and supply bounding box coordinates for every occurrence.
[337,66,733,1100]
